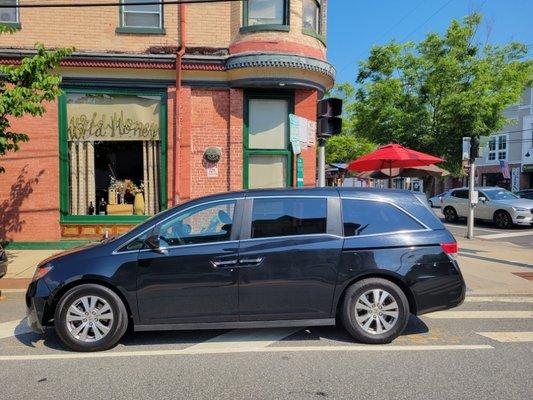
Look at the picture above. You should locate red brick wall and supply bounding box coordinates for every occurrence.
[0,101,61,241]
[294,89,318,187]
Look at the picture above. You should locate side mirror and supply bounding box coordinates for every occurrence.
[479,197,487,203]
[145,235,167,254]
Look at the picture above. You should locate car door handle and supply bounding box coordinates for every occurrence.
[239,257,264,266]
[211,259,238,268]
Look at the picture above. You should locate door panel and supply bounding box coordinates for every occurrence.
[137,243,239,323]
[136,199,242,324]
[237,196,342,321]
[238,235,342,320]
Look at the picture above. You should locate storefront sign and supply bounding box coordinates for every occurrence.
[511,168,520,192]
[297,156,304,187]
[67,97,160,141]
[206,162,219,178]
[289,114,316,155]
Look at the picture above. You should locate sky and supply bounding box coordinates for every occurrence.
[327,0,533,84]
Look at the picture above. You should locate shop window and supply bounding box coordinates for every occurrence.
[487,135,507,161]
[303,0,321,34]
[63,92,165,218]
[244,0,288,27]
[245,94,292,189]
[0,0,18,24]
[121,0,163,29]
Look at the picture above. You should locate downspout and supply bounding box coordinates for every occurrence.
[173,3,186,205]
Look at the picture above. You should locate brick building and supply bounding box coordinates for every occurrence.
[0,0,334,242]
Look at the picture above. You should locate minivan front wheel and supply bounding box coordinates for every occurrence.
[341,278,409,344]
[54,284,128,352]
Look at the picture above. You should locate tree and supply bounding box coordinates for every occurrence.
[0,26,72,173]
[325,134,375,164]
[345,13,532,175]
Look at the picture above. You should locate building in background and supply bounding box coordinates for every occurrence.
[0,0,334,241]
[475,86,533,192]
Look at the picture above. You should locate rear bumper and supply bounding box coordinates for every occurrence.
[410,258,466,316]
[25,279,52,334]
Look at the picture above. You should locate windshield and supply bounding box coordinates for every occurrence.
[483,189,518,201]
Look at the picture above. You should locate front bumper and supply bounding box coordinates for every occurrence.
[25,279,52,334]
[511,210,533,226]
[0,260,7,279]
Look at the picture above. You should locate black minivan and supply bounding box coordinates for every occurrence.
[27,188,465,351]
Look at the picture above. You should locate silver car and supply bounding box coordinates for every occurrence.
[428,191,450,208]
[442,187,533,229]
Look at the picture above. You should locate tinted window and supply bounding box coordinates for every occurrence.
[452,190,468,199]
[251,198,327,238]
[158,201,235,246]
[342,199,424,236]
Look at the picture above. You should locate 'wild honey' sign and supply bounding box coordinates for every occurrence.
[67,95,160,141]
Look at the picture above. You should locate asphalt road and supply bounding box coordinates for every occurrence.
[0,292,532,400]
[431,207,533,248]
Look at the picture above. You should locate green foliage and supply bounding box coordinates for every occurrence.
[0,27,72,172]
[325,134,375,164]
[342,13,532,175]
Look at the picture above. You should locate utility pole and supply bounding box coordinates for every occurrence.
[317,138,326,187]
[466,136,479,239]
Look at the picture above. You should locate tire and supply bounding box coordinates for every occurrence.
[443,206,458,223]
[341,278,409,344]
[54,284,129,352]
[493,210,513,229]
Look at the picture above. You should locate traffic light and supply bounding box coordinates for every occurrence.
[317,98,342,138]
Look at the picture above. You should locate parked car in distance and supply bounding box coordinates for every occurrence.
[0,244,7,279]
[516,189,533,200]
[428,191,450,208]
[26,188,465,352]
[442,187,533,228]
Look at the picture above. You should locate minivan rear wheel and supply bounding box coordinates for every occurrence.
[341,278,409,344]
[54,284,128,352]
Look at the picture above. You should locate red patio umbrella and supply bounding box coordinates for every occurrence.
[347,144,443,188]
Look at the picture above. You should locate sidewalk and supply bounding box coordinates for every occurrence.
[0,240,531,294]
[456,237,533,295]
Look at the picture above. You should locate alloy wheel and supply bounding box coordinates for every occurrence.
[65,295,114,342]
[354,289,399,335]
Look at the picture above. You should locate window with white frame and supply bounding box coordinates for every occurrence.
[121,0,162,29]
[0,0,18,24]
[487,135,507,161]
[303,0,321,34]
[245,0,287,27]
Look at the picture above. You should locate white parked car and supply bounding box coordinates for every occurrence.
[441,187,533,229]
[428,191,450,208]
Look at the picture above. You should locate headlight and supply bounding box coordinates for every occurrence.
[512,207,528,212]
[31,264,53,282]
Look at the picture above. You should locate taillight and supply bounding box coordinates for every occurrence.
[440,242,458,255]
[31,265,53,282]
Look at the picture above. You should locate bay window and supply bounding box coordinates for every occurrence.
[243,0,289,29]
[244,93,293,189]
[303,0,321,34]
